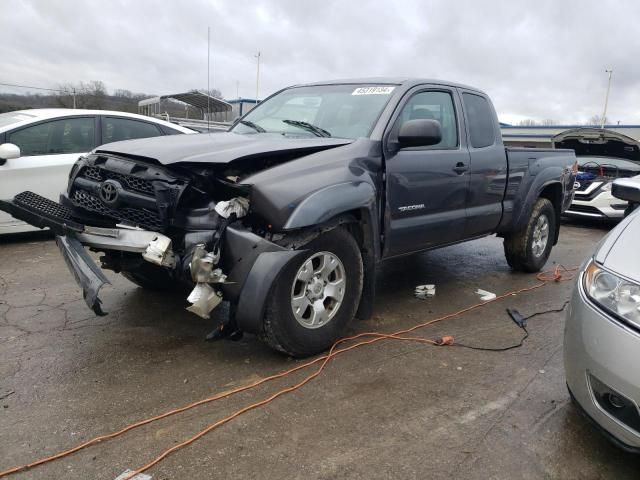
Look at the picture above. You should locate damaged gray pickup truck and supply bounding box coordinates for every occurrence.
[0,78,577,357]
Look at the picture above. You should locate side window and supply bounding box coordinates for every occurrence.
[102,117,163,143]
[396,91,458,148]
[462,93,495,148]
[8,117,96,156]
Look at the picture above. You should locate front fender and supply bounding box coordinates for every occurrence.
[283,181,376,230]
[235,250,307,334]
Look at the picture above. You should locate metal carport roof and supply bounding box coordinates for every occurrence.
[138,91,232,113]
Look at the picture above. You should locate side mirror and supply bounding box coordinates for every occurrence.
[398,119,442,148]
[612,176,640,204]
[0,143,20,165]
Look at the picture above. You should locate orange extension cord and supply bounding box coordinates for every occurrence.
[0,265,576,479]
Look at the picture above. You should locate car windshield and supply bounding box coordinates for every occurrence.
[230,84,397,139]
[0,111,36,128]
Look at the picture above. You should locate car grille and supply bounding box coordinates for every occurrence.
[566,204,602,215]
[73,190,163,231]
[80,166,155,195]
[575,180,593,192]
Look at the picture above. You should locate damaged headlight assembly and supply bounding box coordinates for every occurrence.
[583,259,640,328]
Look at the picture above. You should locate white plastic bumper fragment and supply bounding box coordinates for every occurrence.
[142,235,176,268]
[186,283,223,319]
[214,197,250,219]
[186,244,228,319]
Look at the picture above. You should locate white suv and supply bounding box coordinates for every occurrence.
[566,157,640,220]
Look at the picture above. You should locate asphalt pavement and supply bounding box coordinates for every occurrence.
[1,220,639,479]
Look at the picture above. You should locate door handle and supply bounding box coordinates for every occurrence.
[452,162,468,174]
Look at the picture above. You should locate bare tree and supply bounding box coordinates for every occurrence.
[193,88,223,99]
[587,114,610,126]
[113,89,133,99]
[541,119,556,126]
[518,119,539,126]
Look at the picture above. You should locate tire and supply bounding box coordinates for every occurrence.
[262,228,364,357]
[121,263,187,292]
[503,197,556,273]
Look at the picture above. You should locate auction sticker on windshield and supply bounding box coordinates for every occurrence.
[352,86,395,95]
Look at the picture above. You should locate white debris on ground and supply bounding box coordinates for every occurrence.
[476,288,497,301]
[414,284,436,299]
[114,470,152,480]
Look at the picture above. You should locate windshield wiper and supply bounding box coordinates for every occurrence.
[282,119,331,137]
[238,120,266,133]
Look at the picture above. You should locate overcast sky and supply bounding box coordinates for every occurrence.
[1,0,639,124]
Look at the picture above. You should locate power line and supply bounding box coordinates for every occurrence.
[0,81,66,93]
[0,81,77,108]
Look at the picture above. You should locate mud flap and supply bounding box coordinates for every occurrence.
[56,235,111,316]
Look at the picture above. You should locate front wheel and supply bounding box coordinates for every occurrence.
[262,228,363,357]
[503,197,556,273]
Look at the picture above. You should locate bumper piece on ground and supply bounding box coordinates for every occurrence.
[56,235,110,316]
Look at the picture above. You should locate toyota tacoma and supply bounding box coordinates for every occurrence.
[0,78,577,357]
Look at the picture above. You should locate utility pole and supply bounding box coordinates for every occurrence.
[207,26,211,131]
[255,51,261,104]
[601,69,613,129]
[72,87,76,109]
[236,80,240,99]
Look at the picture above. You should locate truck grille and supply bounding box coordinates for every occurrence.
[73,190,163,231]
[80,166,155,195]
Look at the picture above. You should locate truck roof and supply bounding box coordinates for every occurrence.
[296,77,485,95]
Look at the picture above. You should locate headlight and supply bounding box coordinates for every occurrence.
[583,260,640,327]
[601,181,612,192]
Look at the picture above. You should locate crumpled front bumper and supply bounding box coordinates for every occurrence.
[0,192,177,315]
[0,191,305,334]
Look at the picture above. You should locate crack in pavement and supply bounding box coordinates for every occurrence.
[451,343,564,473]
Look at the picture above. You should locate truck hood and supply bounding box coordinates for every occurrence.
[95,132,353,166]
[595,211,640,281]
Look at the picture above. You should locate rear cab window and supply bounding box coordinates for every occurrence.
[462,93,496,148]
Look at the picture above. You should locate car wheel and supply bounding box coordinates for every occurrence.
[262,228,363,357]
[504,197,556,273]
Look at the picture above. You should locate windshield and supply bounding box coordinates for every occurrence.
[0,111,35,129]
[231,84,397,139]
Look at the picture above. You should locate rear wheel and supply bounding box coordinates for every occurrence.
[503,197,556,273]
[262,228,363,357]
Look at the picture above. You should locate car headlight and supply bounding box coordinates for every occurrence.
[583,260,640,327]
[601,181,612,192]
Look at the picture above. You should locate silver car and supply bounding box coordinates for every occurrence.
[564,177,640,452]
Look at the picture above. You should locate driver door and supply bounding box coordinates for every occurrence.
[383,87,470,257]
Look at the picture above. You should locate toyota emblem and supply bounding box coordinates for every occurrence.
[99,180,119,205]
